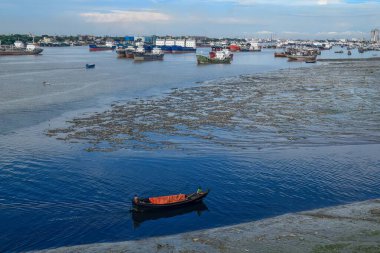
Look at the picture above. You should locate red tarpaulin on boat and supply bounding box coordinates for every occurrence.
[149,194,186,204]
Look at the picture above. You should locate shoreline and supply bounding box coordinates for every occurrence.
[318,56,380,62]
[32,199,380,253]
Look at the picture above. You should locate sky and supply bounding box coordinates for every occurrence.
[0,0,379,39]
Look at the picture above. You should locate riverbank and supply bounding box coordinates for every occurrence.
[32,199,380,253]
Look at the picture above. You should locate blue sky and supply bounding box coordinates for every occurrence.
[0,0,379,39]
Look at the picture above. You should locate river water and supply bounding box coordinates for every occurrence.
[0,47,379,252]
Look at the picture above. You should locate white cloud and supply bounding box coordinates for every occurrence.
[256,31,273,34]
[214,0,343,5]
[80,10,171,24]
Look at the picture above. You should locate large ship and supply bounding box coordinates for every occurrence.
[89,41,116,51]
[134,47,164,61]
[0,41,43,56]
[155,38,197,54]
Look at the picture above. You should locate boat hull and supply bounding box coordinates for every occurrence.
[132,191,209,212]
[134,53,164,61]
[89,44,116,51]
[287,55,317,62]
[274,52,288,58]
[116,48,126,57]
[0,48,43,56]
[196,54,231,64]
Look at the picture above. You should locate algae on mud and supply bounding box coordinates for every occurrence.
[46,60,380,152]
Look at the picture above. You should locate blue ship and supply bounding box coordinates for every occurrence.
[158,45,196,54]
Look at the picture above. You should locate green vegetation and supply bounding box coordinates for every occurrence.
[0,34,41,45]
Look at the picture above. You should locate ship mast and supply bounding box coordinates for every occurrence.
[29,33,35,44]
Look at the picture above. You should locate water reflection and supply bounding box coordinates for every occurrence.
[132,202,209,229]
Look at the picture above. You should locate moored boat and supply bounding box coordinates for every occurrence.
[134,47,164,61]
[0,41,43,56]
[89,41,116,51]
[287,54,317,62]
[274,52,288,57]
[132,190,209,212]
[116,46,126,57]
[197,49,233,64]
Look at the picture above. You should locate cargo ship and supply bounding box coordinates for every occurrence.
[0,41,43,56]
[155,39,196,54]
[196,49,233,64]
[89,41,116,51]
[134,47,164,61]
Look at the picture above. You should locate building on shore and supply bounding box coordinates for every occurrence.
[370,28,379,43]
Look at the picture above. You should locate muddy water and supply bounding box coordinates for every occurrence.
[47,60,380,152]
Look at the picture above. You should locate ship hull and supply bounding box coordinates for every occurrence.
[134,53,164,61]
[0,48,43,56]
[89,44,116,51]
[116,48,126,57]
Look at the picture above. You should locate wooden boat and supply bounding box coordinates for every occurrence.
[132,190,209,212]
[274,52,287,58]
[287,55,317,62]
[85,64,95,69]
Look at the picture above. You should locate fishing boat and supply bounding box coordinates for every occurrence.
[115,46,126,57]
[287,54,317,62]
[124,46,135,58]
[196,49,233,64]
[274,52,288,58]
[132,190,209,212]
[85,64,95,69]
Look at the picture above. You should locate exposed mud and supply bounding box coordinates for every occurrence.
[31,199,380,253]
[46,60,380,152]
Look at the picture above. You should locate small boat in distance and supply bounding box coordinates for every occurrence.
[85,64,95,69]
[132,190,209,212]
